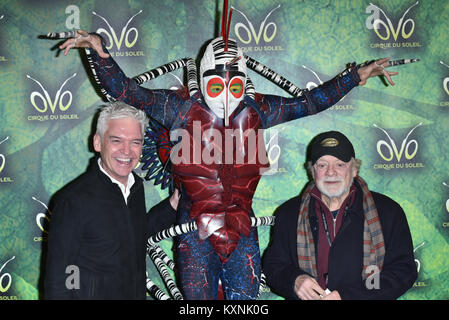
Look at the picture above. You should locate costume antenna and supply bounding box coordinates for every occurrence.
[221,0,233,52]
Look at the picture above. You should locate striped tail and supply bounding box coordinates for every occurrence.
[245,55,305,98]
[133,58,199,97]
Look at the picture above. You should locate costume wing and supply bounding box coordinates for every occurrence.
[141,118,174,191]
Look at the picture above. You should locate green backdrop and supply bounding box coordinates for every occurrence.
[0,0,448,300]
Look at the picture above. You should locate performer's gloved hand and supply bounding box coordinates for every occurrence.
[357,57,398,86]
[59,30,110,59]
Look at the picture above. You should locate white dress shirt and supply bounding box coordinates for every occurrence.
[97,158,135,204]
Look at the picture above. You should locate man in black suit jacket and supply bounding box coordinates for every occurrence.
[45,101,158,299]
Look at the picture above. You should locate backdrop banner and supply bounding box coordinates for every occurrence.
[0,0,448,300]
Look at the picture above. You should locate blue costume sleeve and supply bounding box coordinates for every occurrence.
[84,40,185,128]
[255,64,361,129]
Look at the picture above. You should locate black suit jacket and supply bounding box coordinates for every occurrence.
[45,159,148,299]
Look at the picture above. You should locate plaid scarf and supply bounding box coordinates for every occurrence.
[296,176,385,280]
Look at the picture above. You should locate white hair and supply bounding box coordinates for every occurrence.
[96,101,148,139]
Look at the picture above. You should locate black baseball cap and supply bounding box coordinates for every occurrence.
[308,131,355,165]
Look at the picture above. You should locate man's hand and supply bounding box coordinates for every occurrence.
[294,275,325,300]
[357,57,398,86]
[322,290,341,300]
[58,30,109,59]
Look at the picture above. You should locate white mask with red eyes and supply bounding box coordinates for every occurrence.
[202,74,245,120]
[200,37,247,125]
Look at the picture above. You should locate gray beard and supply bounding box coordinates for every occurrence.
[317,177,354,201]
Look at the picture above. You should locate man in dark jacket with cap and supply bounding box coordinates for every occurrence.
[263,131,417,300]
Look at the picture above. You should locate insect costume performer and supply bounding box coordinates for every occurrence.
[50,1,363,299]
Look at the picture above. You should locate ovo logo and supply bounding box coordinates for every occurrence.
[0,256,15,293]
[440,61,449,96]
[33,196,51,234]
[301,65,348,104]
[374,122,422,162]
[0,15,5,61]
[443,182,449,213]
[368,1,418,41]
[413,241,425,273]
[233,5,280,45]
[0,136,8,174]
[93,10,142,51]
[301,65,323,91]
[27,73,76,114]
